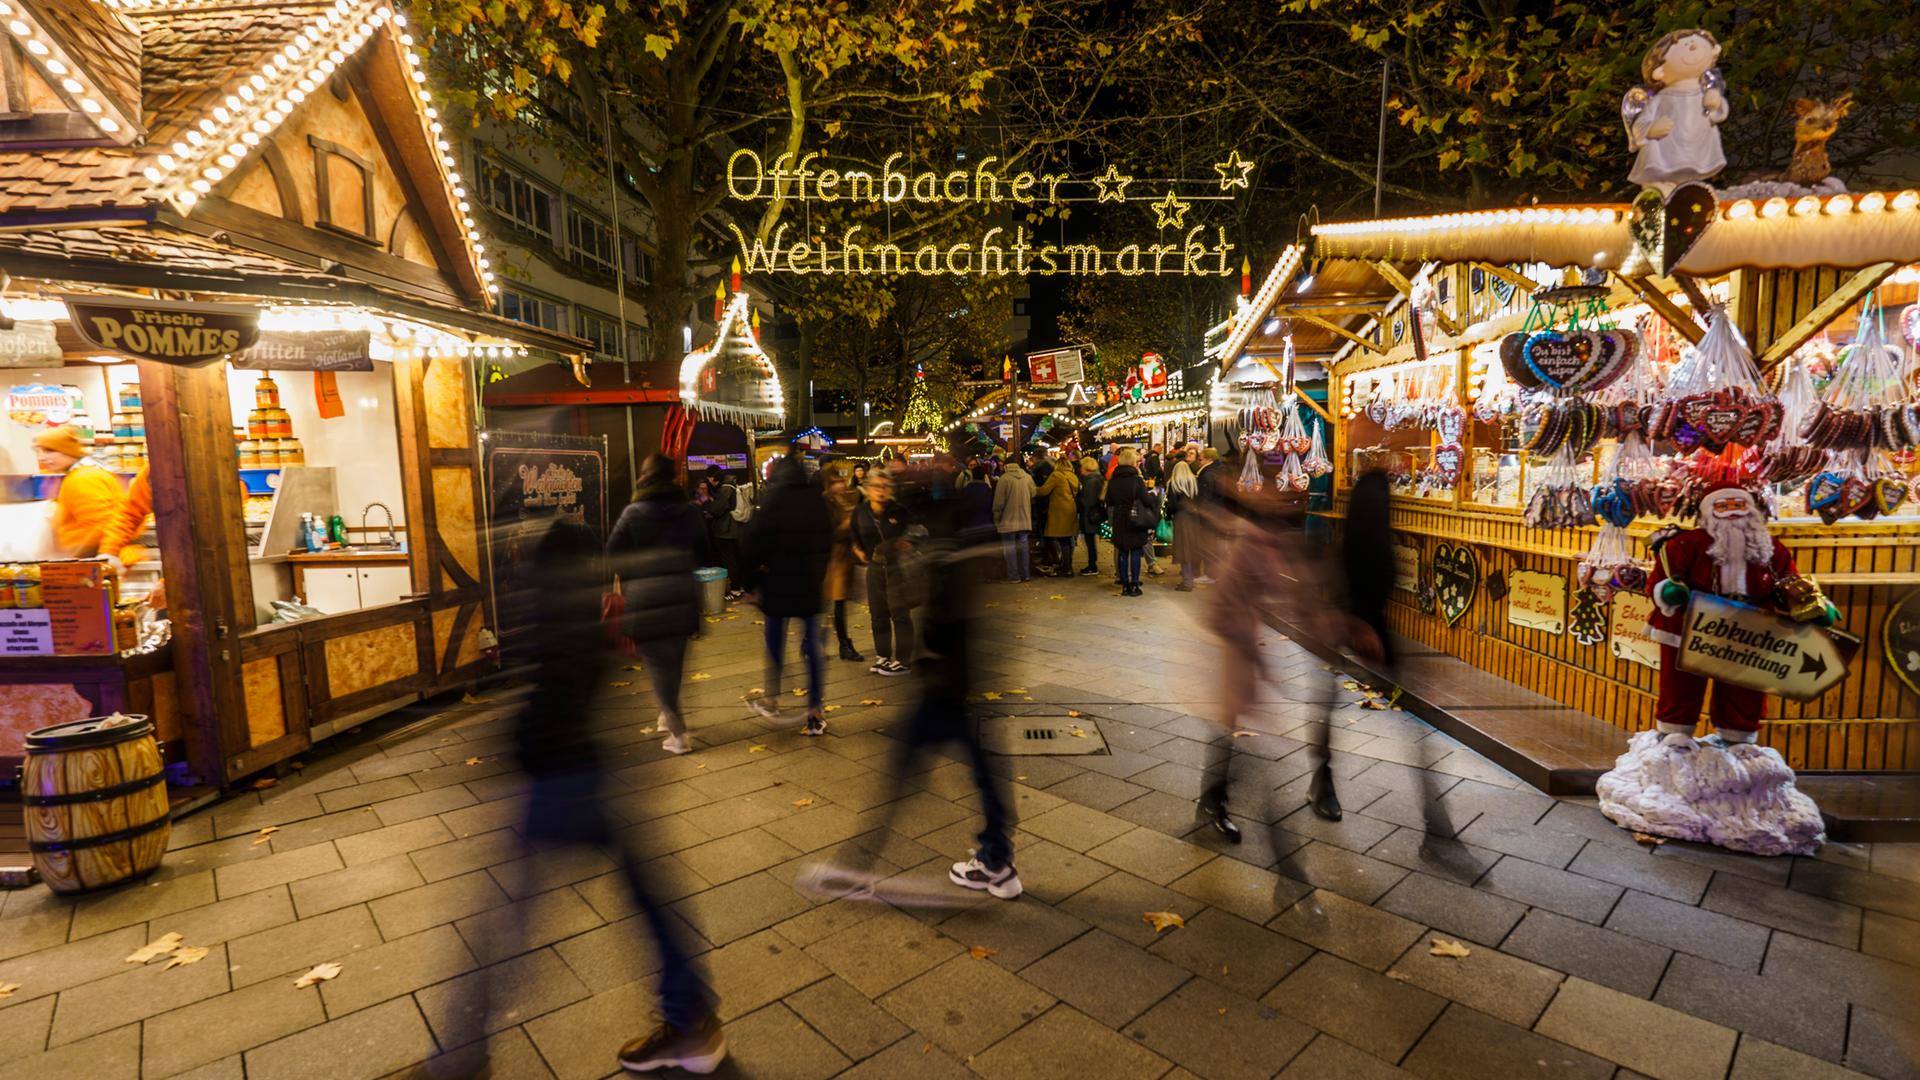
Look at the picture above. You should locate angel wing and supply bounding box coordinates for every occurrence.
[1621,85,1652,148]
[1702,69,1725,97]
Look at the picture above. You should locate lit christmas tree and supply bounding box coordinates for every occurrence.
[902,365,941,433]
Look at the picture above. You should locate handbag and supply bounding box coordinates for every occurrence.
[1128,490,1161,529]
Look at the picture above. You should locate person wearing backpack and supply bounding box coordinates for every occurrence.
[702,466,748,600]
[1104,447,1156,596]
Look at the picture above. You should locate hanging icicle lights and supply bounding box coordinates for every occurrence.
[723,148,1249,278]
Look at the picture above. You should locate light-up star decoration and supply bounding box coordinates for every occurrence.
[1151,190,1190,229]
[1214,149,1254,190]
[1093,164,1133,203]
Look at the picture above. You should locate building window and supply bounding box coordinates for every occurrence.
[577,308,624,359]
[498,287,566,334]
[566,208,617,276]
[626,326,652,365]
[1012,299,1030,317]
[477,157,554,241]
[623,238,655,286]
[309,135,377,241]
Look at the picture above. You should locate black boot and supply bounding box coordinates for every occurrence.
[1199,790,1242,843]
[839,639,863,662]
[1307,764,1342,821]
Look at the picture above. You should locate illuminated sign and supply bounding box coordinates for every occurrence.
[64,295,257,366]
[724,149,1252,277]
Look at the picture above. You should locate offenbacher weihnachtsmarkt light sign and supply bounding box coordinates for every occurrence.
[723,148,1256,278]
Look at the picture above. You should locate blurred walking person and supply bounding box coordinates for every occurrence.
[701,466,747,601]
[490,515,721,1074]
[1074,456,1104,575]
[607,454,710,754]
[1035,456,1080,579]
[1104,448,1155,596]
[852,468,916,677]
[992,458,1035,582]
[742,452,834,735]
[824,468,864,663]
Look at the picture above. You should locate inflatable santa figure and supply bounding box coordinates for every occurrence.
[1597,464,1836,856]
[1645,480,1839,744]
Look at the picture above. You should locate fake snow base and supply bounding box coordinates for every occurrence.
[1596,729,1825,857]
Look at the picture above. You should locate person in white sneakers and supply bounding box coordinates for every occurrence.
[850,469,916,678]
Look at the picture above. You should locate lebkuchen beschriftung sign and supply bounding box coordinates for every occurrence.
[63,295,258,366]
[1677,593,1858,702]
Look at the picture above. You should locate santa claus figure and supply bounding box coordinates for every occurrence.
[1647,482,1838,744]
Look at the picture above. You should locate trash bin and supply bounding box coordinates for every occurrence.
[695,567,728,613]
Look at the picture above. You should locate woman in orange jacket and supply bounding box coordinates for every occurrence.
[33,426,125,558]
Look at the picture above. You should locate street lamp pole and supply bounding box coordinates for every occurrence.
[603,87,635,483]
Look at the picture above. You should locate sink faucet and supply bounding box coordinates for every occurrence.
[362,502,398,547]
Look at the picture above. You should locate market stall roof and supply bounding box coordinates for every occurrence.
[1310,191,1920,277]
[679,293,786,429]
[0,0,494,302]
[0,224,593,356]
[1213,243,1409,380]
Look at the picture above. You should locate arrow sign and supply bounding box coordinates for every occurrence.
[1677,593,1858,703]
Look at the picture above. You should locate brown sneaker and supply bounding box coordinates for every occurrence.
[618,1014,726,1074]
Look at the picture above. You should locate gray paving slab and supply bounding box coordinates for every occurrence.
[1401,1004,1613,1080]
[1385,936,1566,1028]
[1605,889,1772,973]
[1267,951,1447,1062]
[1124,977,1317,1080]
[1535,977,1738,1080]
[1501,908,1673,998]
[1376,870,1527,947]
[1652,952,1851,1062]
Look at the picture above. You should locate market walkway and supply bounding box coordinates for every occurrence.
[3,569,1918,1080]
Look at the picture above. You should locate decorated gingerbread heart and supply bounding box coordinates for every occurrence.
[1837,476,1874,519]
[1875,476,1909,515]
[1501,333,1542,390]
[1523,331,1592,389]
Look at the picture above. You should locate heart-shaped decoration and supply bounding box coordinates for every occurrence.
[1652,479,1682,519]
[1837,476,1874,519]
[1886,590,1920,700]
[1699,406,1745,448]
[1432,443,1464,486]
[1523,331,1592,389]
[1806,471,1844,511]
[1437,407,1465,445]
[1432,542,1480,627]
[1875,476,1910,515]
[1661,181,1717,276]
[1501,332,1542,390]
[1732,405,1768,447]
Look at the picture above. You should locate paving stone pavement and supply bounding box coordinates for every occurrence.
[3,561,1918,1079]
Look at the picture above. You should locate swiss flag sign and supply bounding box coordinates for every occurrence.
[1028,355,1056,383]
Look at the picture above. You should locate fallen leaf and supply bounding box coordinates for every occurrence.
[1231,730,1258,738]
[256,826,280,836]
[250,778,277,791]
[163,945,209,970]
[1068,727,1087,738]
[0,983,17,998]
[749,745,769,753]
[1142,911,1185,933]
[1066,710,1081,718]
[695,762,707,769]
[690,673,712,681]
[1221,964,1229,976]
[464,757,482,766]
[725,615,739,621]
[1428,938,1472,959]
[982,692,1002,701]
[1359,698,1391,710]
[823,705,840,713]
[921,1043,932,1054]
[294,962,342,988]
[252,826,280,846]
[289,761,305,771]
[749,688,765,696]
[705,616,721,623]
[1632,831,1667,846]
[792,688,806,697]
[860,699,885,706]
[1341,679,1362,692]
[1015,634,1026,639]
[1048,594,1065,600]
[625,664,645,671]
[127,932,185,964]
[1016,775,1027,781]
[609,681,631,688]
[1009,688,1027,695]
[793,798,814,808]
[968,945,997,960]
[1217,1007,1227,1016]
[460,692,493,705]
[1387,687,1404,707]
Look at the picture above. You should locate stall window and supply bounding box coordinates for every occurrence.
[310,136,376,241]
[477,157,555,241]
[577,309,623,360]
[566,208,617,276]
[499,287,567,334]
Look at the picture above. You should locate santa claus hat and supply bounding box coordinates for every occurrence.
[1679,444,1768,521]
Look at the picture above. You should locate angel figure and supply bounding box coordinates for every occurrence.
[1622,29,1728,193]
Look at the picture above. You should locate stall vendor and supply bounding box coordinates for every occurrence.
[33,425,125,558]
[99,464,155,568]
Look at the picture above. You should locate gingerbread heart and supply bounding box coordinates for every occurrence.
[1837,476,1874,519]
[1661,181,1716,275]
[1876,476,1910,515]
[1524,331,1592,389]
[1732,405,1767,446]
[1806,471,1844,512]
[1699,406,1744,447]
[1652,479,1682,518]
[1501,333,1542,390]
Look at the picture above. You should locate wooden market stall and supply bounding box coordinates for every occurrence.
[1224,194,1920,777]
[0,0,591,791]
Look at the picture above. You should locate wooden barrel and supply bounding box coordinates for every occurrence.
[21,715,171,895]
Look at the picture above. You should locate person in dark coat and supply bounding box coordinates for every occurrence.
[1104,448,1156,596]
[500,515,722,1074]
[1073,455,1104,575]
[851,469,917,677]
[959,464,996,543]
[607,454,711,754]
[742,452,834,734]
[1142,443,1165,484]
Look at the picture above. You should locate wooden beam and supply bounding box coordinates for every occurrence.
[1613,274,1706,345]
[1371,260,1462,336]
[1673,274,1715,315]
[1757,262,1898,369]
[1273,302,1393,319]
[1249,357,1331,422]
[1473,262,1536,295]
[1292,310,1385,356]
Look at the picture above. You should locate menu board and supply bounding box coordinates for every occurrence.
[1608,591,1662,670]
[0,609,53,656]
[1506,570,1566,635]
[42,560,114,654]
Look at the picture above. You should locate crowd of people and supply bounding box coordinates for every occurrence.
[497,435,1387,1075]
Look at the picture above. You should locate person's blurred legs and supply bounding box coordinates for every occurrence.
[1079,530,1099,574]
[637,637,690,752]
